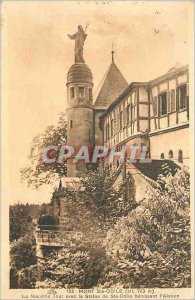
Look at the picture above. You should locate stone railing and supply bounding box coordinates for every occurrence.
[35,225,82,247]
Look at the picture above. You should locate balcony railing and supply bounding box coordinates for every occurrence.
[36,225,83,247]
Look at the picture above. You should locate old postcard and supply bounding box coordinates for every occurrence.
[1,0,194,299]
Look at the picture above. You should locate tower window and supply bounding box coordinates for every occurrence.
[160,153,165,159]
[89,88,92,101]
[79,87,85,98]
[70,120,73,129]
[168,150,173,159]
[70,87,75,99]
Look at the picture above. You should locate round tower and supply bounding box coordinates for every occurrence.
[66,63,94,176]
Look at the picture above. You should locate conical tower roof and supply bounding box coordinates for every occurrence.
[94,62,128,109]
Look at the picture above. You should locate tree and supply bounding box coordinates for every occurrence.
[10,234,37,288]
[99,167,191,288]
[10,235,37,270]
[20,112,67,189]
[9,204,33,242]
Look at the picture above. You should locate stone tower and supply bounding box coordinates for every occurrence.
[66,26,94,176]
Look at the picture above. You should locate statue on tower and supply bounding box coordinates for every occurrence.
[68,25,87,63]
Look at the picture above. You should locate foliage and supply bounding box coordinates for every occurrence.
[10,234,37,288]
[36,233,106,289]
[20,112,67,189]
[17,265,38,289]
[12,165,191,289]
[9,204,33,242]
[98,167,191,288]
[10,235,37,270]
[38,214,59,231]
[58,165,136,233]
[9,203,52,242]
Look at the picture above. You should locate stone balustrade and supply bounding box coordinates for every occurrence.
[35,225,83,247]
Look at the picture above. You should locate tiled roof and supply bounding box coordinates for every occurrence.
[94,63,128,109]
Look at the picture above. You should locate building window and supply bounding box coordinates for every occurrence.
[160,92,167,116]
[127,105,130,124]
[160,153,165,159]
[119,111,123,130]
[70,120,73,129]
[178,85,187,110]
[178,150,183,163]
[104,125,106,141]
[168,150,173,159]
[113,113,116,134]
[70,87,75,99]
[89,88,92,101]
[117,113,120,131]
[79,87,85,98]
[105,123,110,140]
[111,119,114,136]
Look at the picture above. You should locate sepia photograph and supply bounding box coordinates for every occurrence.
[1,0,194,299]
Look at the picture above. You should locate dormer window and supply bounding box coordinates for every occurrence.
[79,87,84,99]
[70,87,75,99]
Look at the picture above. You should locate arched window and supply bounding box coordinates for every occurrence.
[79,86,84,99]
[160,153,165,159]
[70,87,75,99]
[168,150,173,159]
[89,88,92,101]
[178,150,183,163]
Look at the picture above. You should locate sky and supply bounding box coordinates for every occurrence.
[1,1,193,205]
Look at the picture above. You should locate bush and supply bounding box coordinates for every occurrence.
[9,204,33,242]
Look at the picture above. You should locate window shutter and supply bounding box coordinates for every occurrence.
[171,89,176,112]
[176,87,179,111]
[167,90,171,113]
[158,95,161,116]
[187,83,189,120]
[153,96,158,116]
